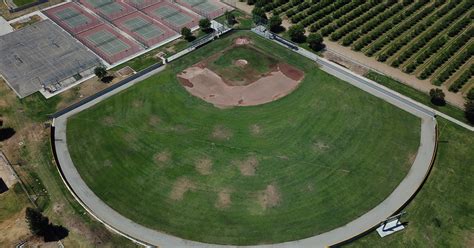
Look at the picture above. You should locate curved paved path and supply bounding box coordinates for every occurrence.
[52,39,438,247]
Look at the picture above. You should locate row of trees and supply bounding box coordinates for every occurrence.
[270,0,303,16]
[418,30,472,79]
[449,64,474,92]
[307,0,364,33]
[340,2,404,47]
[364,0,433,57]
[404,37,447,73]
[329,2,390,42]
[291,0,350,27]
[391,1,471,68]
[434,43,474,85]
[465,89,474,124]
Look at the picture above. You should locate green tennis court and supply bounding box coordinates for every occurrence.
[87,30,130,55]
[123,17,164,40]
[84,0,114,8]
[181,0,219,12]
[56,8,90,28]
[154,6,192,26]
[97,2,125,15]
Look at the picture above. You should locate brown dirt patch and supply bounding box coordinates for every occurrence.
[211,125,233,140]
[234,59,248,67]
[258,183,281,209]
[312,141,330,152]
[235,37,250,45]
[170,177,195,201]
[0,209,30,246]
[178,77,194,88]
[195,158,213,175]
[154,150,171,167]
[234,156,259,176]
[149,115,161,127]
[177,65,303,107]
[102,116,115,126]
[215,188,232,209]
[279,63,304,81]
[249,124,262,135]
[132,100,143,108]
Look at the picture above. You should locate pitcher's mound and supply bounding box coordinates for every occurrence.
[234,59,248,67]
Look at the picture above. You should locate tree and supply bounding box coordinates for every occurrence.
[199,18,212,33]
[288,24,306,43]
[307,33,324,51]
[225,11,236,25]
[467,88,474,101]
[247,0,255,5]
[26,207,49,236]
[268,15,283,32]
[429,88,446,106]
[465,100,474,124]
[94,66,107,79]
[251,7,267,24]
[181,27,194,41]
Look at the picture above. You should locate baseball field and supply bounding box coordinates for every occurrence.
[66,31,421,245]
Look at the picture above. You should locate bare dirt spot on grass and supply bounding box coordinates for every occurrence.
[250,124,262,135]
[234,156,259,176]
[215,188,232,209]
[312,141,330,152]
[102,116,115,126]
[170,177,196,201]
[103,159,112,167]
[149,115,161,127]
[154,150,171,167]
[52,203,65,214]
[235,37,250,45]
[212,125,233,140]
[0,208,30,246]
[258,183,281,209]
[234,59,248,67]
[195,157,213,175]
[132,100,143,108]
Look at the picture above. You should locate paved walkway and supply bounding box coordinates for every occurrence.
[52,30,438,247]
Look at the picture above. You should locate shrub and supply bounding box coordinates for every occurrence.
[199,18,212,33]
[268,15,283,32]
[288,24,306,43]
[429,88,446,106]
[307,33,324,51]
[181,27,194,41]
[465,100,474,124]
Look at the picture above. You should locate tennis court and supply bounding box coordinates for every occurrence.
[43,3,103,34]
[176,0,230,19]
[113,12,177,47]
[77,24,141,64]
[124,0,156,10]
[143,1,199,31]
[79,0,136,21]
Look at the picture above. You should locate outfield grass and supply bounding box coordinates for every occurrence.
[66,31,421,245]
[347,118,474,247]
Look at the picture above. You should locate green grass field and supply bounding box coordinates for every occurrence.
[12,0,36,7]
[66,31,421,245]
[348,118,474,247]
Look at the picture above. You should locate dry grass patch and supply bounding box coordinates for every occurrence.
[249,124,262,135]
[312,141,330,152]
[154,150,171,167]
[148,115,161,127]
[102,116,115,126]
[211,125,233,140]
[215,188,232,209]
[170,177,196,201]
[234,156,259,176]
[195,158,213,175]
[258,184,281,210]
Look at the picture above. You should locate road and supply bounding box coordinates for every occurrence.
[52,30,438,247]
